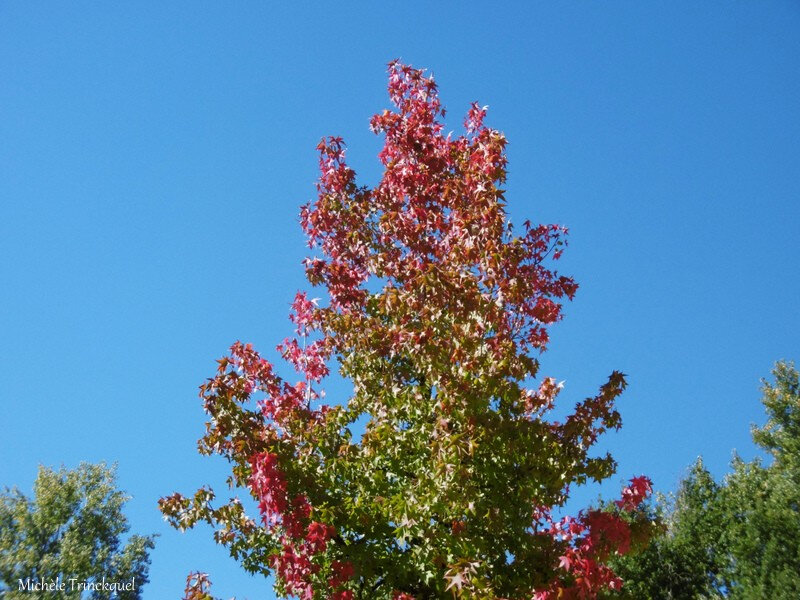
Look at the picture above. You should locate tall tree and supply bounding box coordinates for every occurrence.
[606,361,800,599]
[720,360,800,598]
[160,61,652,600]
[0,462,155,599]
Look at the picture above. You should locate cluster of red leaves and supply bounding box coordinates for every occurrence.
[614,474,653,512]
[160,60,652,600]
[248,452,350,599]
[533,476,653,599]
[300,61,577,365]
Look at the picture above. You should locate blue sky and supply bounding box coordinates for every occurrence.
[1,2,798,598]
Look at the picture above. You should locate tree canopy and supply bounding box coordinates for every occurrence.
[160,61,652,600]
[0,462,155,599]
[606,361,800,599]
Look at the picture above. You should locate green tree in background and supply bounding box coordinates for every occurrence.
[0,462,155,599]
[607,361,800,599]
[721,360,800,598]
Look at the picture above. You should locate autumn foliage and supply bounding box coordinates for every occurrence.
[159,61,652,599]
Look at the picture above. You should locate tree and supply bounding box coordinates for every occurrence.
[160,61,652,600]
[720,360,800,598]
[606,361,800,599]
[0,462,155,599]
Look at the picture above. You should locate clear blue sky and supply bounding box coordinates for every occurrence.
[1,2,798,598]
